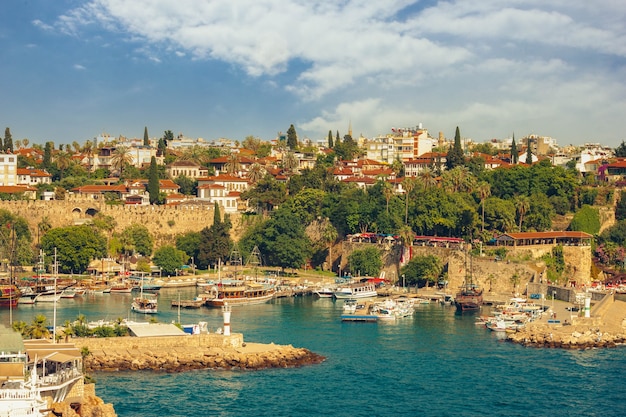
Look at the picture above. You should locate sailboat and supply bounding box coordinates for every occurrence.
[455,245,483,311]
[131,274,158,314]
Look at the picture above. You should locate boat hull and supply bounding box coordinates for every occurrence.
[206,292,274,307]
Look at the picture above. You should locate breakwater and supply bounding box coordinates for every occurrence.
[75,334,325,372]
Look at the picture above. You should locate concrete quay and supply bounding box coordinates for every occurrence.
[74,333,325,373]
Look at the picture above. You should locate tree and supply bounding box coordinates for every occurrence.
[176,231,202,263]
[257,208,311,272]
[43,141,54,169]
[615,191,626,221]
[197,203,232,269]
[615,141,626,158]
[568,205,600,235]
[476,181,491,232]
[111,146,133,178]
[41,225,107,273]
[445,126,465,170]
[153,245,187,275]
[403,177,417,225]
[514,195,530,232]
[247,163,265,184]
[510,133,518,164]
[143,126,149,146]
[400,254,442,287]
[287,124,298,149]
[3,127,13,152]
[525,137,533,164]
[327,130,334,148]
[282,151,298,173]
[321,219,338,271]
[120,224,154,256]
[148,156,160,204]
[347,246,382,277]
[174,175,197,195]
[225,153,240,174]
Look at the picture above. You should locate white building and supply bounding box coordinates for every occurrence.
[0,153,17,186]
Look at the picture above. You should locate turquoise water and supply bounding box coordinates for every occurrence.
[3,289,626,416]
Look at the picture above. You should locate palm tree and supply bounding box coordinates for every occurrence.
[27,314,50,339]
[397,224,414,276]
[402,177,417,225]
[381,180,394,214]
[247,162,265,184]
[418,167,437,189]
[110,146,134,178]
[515,195,530,232]
[321,219,338,272]
[476,181,491,232]
[283,151,299,174]
[225,153,240,174]
[55,151,73,180]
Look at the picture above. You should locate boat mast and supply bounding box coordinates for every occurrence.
[53,248,57,344]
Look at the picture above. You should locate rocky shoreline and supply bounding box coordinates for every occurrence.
[75,335,325,373]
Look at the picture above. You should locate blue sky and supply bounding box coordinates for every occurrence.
[1,0,625,147]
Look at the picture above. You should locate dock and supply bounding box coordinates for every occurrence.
[341,301,378,322]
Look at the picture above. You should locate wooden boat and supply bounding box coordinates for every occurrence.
[109,282,133,293]
[455,283,483,311]
[205,282,275,307]
[131,294,158,314]
[34,290,61,303]
[131,275,158,313]
[0,284,20,308]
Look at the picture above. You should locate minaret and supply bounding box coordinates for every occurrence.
[348,120,352,138]
[438,131,445,148]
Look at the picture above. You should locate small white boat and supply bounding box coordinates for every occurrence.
[34,291,61,303]
[314,286,336,298]
[60,288,77,298]
[343,299,358,313]
[131,295,158,314]
[333,282,378,299]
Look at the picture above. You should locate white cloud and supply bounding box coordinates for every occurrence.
[73,64,86,70]
[46,0,626,143]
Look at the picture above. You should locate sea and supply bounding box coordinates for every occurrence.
[2,288,626,417]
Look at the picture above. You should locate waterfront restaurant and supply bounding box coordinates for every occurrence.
[494,231,593,247]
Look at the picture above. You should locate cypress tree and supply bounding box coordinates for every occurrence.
[148,156,160,204]
[328,130,333,148]
[511,133,518,164]
[336,130,340,145]
[213,201,222,225]
[525,137,533,164]
[445,126,465,170]
[4,128,13,153]
[286,124,298,149]
[143,126,149,146]
[43,142,54,169]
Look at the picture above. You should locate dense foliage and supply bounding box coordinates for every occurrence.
[41,225,107,273]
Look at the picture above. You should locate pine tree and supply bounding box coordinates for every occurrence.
[525,137,533,164]
[143,126,149,146]
[286,124,298,149]
[511,133,518,164]
[445,126,465,170]
[4,128,13,153]
[327,130,333,148]
[148,156,160,204]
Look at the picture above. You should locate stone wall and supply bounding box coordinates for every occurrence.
[0,200,245,247]
[75,333,244,351]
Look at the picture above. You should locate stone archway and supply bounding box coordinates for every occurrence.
[85,207,99,217]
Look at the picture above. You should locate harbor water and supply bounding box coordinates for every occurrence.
[2,289,626,416]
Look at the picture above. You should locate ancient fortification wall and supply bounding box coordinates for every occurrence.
[0,200,245,247]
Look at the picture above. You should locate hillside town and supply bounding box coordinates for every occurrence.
[0,125,620,212]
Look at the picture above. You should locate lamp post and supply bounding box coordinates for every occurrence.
[402,274,406,291]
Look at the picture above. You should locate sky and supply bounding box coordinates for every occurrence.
[1,0,625,147]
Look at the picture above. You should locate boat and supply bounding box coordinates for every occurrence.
[314,286,336,298]
[131,275,158,314]
[205,281,275,307]
[333,282,378,299]
[455,283,483,311]
[171,297,205,309]
[0,284,20,308]
[371,298,415,320]
[109,281,133,293]
[455,247,483,311]
[60,288,77,298]
[34,290,61,303]
[341,301,378,322]
[131,294,158,314]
